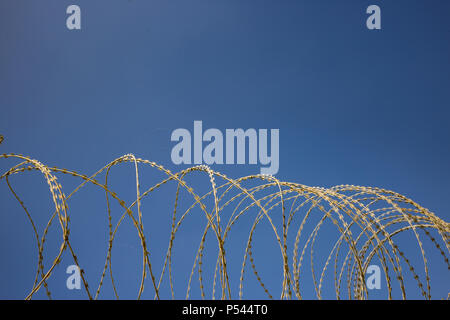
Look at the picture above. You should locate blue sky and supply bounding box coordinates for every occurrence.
[0,0,449,299]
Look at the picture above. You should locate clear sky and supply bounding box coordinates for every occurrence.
[0,0,449,299]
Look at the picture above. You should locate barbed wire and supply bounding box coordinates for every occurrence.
[0,150,449,300]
